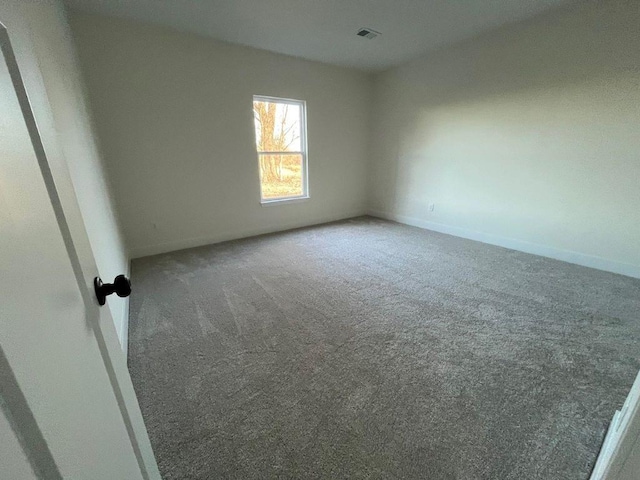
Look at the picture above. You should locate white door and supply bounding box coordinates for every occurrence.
[591,371,640,480]
[0,23,160,479]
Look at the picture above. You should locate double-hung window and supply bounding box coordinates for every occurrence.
[253,95,308,203]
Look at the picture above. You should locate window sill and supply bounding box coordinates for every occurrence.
[260,196,310,206]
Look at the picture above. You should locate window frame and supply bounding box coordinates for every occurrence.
[253,95,309,205]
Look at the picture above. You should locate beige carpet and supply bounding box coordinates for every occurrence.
[128,217,640,479]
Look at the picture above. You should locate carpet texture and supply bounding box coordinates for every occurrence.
[128,217,640,479]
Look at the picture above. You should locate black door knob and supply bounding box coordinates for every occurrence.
[94,275,131,306]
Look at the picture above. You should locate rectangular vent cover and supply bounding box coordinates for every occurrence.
[357,28,380,39]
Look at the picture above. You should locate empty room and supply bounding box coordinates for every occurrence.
[1,0,640,479]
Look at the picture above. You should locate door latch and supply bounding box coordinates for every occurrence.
[94,275,131,306]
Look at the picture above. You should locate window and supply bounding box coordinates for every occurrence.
[253,96,308,203]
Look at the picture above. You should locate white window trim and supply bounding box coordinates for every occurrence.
[253,95,309,205]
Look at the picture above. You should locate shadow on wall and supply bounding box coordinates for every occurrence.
[370,0,640,270]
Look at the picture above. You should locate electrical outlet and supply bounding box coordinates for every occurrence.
[428,203,435,212]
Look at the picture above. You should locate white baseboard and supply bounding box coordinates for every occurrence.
[130,209,368,259]
[368,209,640,279]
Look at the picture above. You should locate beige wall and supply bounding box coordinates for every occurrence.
[69,2,639,277]
[1,1,130,347]
[369,0,640,277]
[70,13,372,258]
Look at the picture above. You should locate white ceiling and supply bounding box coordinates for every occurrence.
[64,0,577,71]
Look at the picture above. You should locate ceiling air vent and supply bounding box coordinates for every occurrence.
[356,28,380,40]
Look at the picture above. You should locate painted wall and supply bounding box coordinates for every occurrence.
[0,2,130,348]
[69,13,372,258]
[369,0,640,277]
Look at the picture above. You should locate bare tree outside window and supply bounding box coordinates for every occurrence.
[253,96,308,202]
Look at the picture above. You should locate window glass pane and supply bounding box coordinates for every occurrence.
[253,100,302,152]
[259,153,304,200]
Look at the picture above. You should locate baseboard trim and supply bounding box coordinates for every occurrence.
[369,209,640,279]
[130,210,368,259]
